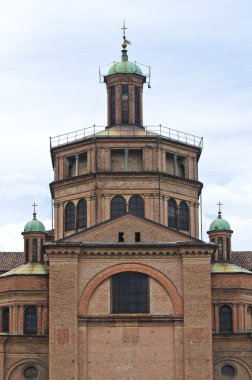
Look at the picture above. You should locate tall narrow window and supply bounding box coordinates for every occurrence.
[32,239,37,262]
[168,198,177,228]
[25,239,29,263]
[129,196,144,217]
[110,86,115,125]
[178,201,189,230]
[219,305,232,333]
[112,272,149,313]
[40,239,44,263]
[226,238,231,261]
[65,202,75,231]
[111,195,126,218]
[134,86,140,125]
[2,307,9,333]
[218,237,224,260]
[77,199,87,229]
[24,306,37,335]
[121,84,129,124]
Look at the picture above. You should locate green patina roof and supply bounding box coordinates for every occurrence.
[108,60,142,75]
[0,262,48,277]
[209,212,231,231]
[24,213,45,233]
[211,262,252,274]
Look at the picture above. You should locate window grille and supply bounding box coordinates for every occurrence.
[24,306,37,335]
[129,195,144,217]
[111,196,126,218]
[77,199,87,228]
[112,272,149,313]
[65,202,75,231]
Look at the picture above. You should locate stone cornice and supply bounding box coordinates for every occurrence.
[78,315,183,325]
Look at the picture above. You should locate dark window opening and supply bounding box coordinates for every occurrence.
[24,306,37,335]
[110,86,115,125]
[32,239,37,262]
[219,305,232,333]
[129,195,144,217]
[226,238,231,261]
[134,86,140,125]
[179,201,189,230]
[121,84,129,124]
[65,202,75,231]
[135,232,141,242]
[168,198,177,228]
[111,195,126,218]
[40,239,44,262]
[112,272,149,313]
[2,307,9,333]
[77,199,87,229]
[23,365,38,379]
[218,237,224,260]
[118,232,124,242]
[221,364,236,378]
[25,239,29,263]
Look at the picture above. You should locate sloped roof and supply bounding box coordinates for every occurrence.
[0,262,48,277]
[231,251,252,271]
[0,252,24,272]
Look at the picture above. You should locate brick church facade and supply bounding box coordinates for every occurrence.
[0,30,252,380]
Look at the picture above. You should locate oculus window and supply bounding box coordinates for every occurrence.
[112,272,149,313]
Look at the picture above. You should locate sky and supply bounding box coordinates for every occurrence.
[0,0,252,251]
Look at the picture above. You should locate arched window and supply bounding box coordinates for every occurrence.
[25,239,29,263]
[77,199,87,229]
[129,195,144,217]
[219,305,232,333]
[24,306,37,335]
[65,202,75,231]
[247,306,252,330]
[168,198,177,228]
[112,272,149,313]
[218,237,224,260]
[32,239,37,262]
[178,201,189,230]
[111,196,126,218]
[2,307,9,333]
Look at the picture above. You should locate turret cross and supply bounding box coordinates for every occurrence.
[217,201,223,213]
[32,202,38,214]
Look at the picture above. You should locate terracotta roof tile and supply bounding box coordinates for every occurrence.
[231,251,252,271]
[0,252,24,272]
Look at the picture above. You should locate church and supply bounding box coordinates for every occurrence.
[0,27,252,380]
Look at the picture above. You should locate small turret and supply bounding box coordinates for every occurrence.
[207,202,233,262]
[103,22,147,128]
[21,203,46,263]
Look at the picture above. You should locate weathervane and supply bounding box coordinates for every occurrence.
[121,20,131,47]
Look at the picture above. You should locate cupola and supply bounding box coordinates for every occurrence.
[22,203,46,264]
[103,23,148,128]
[207,202,233,262]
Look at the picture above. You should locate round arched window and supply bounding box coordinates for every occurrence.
[23,366,38,379]
[221,364,236,378]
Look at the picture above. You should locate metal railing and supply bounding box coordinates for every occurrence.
[50,125,203,149]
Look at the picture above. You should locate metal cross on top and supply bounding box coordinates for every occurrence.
[32,202,38,214]
[217,201,223,214]
[121,20,127,39]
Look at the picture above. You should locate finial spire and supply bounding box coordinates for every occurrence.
[121,21,131,62]
[32,202,38,219]
[217,201,223,218]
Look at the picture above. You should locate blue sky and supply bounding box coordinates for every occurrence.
[0,0,252,250]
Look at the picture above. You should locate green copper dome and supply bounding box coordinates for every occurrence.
[24,213,45,233]
[108,60,142,75]
[209,212,231,231]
